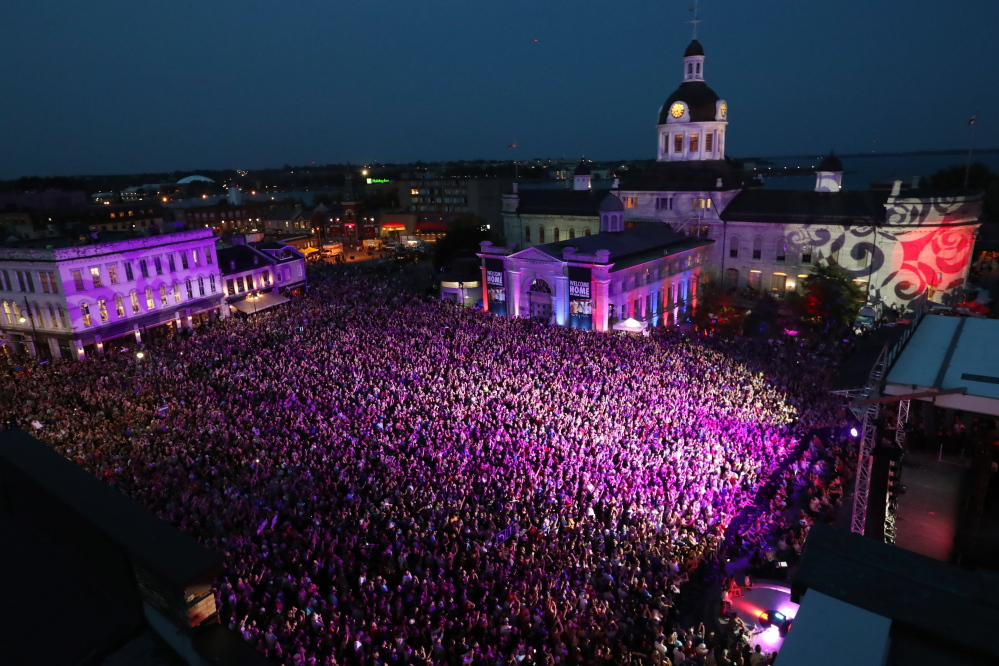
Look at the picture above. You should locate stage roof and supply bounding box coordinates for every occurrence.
[884,315,999,416]
[775,591,890,666]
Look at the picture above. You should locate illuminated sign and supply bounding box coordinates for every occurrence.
[366,178,391,184]
[569,280,590,299]
[487,270,504,286]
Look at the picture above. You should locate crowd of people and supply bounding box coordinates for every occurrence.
[2,263,857,666]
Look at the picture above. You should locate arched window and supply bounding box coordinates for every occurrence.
[80,302,92,327]
[729,236,739,259]
[539,227,545,244]
[529,279,552,294]
[568,228,576,239]
[146,288,155,310]
[584,228,592,236]
[185,279,193,299]
[98,299,109,323]
[696,62,701,75]
[173,282,181,303]
[197,276,205,296]
[524,226,531,243]
[553,227,560,242]
[752,237,763,260]
[130,291,140,314]
[687,63,693,75]
[114,294,125,317]
[775,238,787,262]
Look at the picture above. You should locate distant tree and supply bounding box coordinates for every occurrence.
[922,162,999,222]
[800,262,866,329]
[433,214,505,271]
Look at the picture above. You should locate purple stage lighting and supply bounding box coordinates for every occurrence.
[850,427,859,437]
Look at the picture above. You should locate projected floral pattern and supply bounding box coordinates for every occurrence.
[784,195,980,308]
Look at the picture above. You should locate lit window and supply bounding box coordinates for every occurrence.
[114,295,125,317]
[173,283,181,303]
[48,303,57,328]
[81,303,92,326]
[159,285,168,306]
[90,267,102,288]
[690,134,699,152]
[748,270,762,290]
[2,301,11,325]
[146,288,155,310]
[705,133,714,153]
[193,249,200,267]
[625,197,637,209]
[674,135,683,153]
[107,264,118,284]
[131,292,140,314]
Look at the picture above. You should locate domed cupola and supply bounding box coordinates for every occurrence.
[815,151,844,192]
[572,159,592,190]
[656,40,728,163]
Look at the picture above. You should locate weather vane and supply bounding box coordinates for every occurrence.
[688,0,701,40]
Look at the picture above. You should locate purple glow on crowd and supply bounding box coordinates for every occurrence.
[2,266,856,666]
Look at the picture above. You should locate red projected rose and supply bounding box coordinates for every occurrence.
[889,225,975,301]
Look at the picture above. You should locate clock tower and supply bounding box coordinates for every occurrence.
[656,40,728,163]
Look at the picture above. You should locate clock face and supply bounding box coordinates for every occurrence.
[670,102,685,119]
[720,102,728,119]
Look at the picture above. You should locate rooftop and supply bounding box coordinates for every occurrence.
[529,223,712,270]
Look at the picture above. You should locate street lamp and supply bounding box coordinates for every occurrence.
[18,296,38,357]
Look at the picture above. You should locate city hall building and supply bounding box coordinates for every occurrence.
[492,39,983,329]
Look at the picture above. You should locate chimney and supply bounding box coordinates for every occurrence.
[612,178,620,189]
[716,178,723,188]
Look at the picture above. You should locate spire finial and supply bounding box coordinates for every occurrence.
[688,0,701,40]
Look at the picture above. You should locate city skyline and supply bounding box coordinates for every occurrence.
[2,0,996,179]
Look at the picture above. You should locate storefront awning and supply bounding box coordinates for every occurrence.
[299,247,319,255]
[382,223,407,231]
[415,221,449,232]
[233,291,290,314]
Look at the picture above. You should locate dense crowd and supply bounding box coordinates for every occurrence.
[2,264,855,666]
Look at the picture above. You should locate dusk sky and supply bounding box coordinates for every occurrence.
[2,0,996,179]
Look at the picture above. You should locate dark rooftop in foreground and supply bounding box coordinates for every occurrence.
[793,524,999,665]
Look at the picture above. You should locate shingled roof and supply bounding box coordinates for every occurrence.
[720,188,891,225]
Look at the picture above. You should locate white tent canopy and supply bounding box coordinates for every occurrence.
[612,318,649,333]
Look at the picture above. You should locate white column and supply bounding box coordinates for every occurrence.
[508,270,523,318]
[554,275,569,326]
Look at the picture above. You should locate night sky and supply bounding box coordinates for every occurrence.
[2,0,996,178]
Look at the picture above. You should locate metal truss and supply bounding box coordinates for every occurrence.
[895,399,909,448]
[851,346,887,536]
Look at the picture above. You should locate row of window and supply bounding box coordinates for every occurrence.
[78,276,218,327]
[68,247,214,292]
[612,255,702,294]
[623,195,709,211]
[0,270,59,295]
[613,278,694,320]
[2,300,69,329]
[665,131,717,155]
[524,226,592,243]
[729,237,813,264]
[108,209,155,219]
[224,271,271,296]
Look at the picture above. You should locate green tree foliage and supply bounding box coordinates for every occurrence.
[921,162,998,222]
[432,214,505,270]
[693,280,746,336]
[800,262,866,328]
